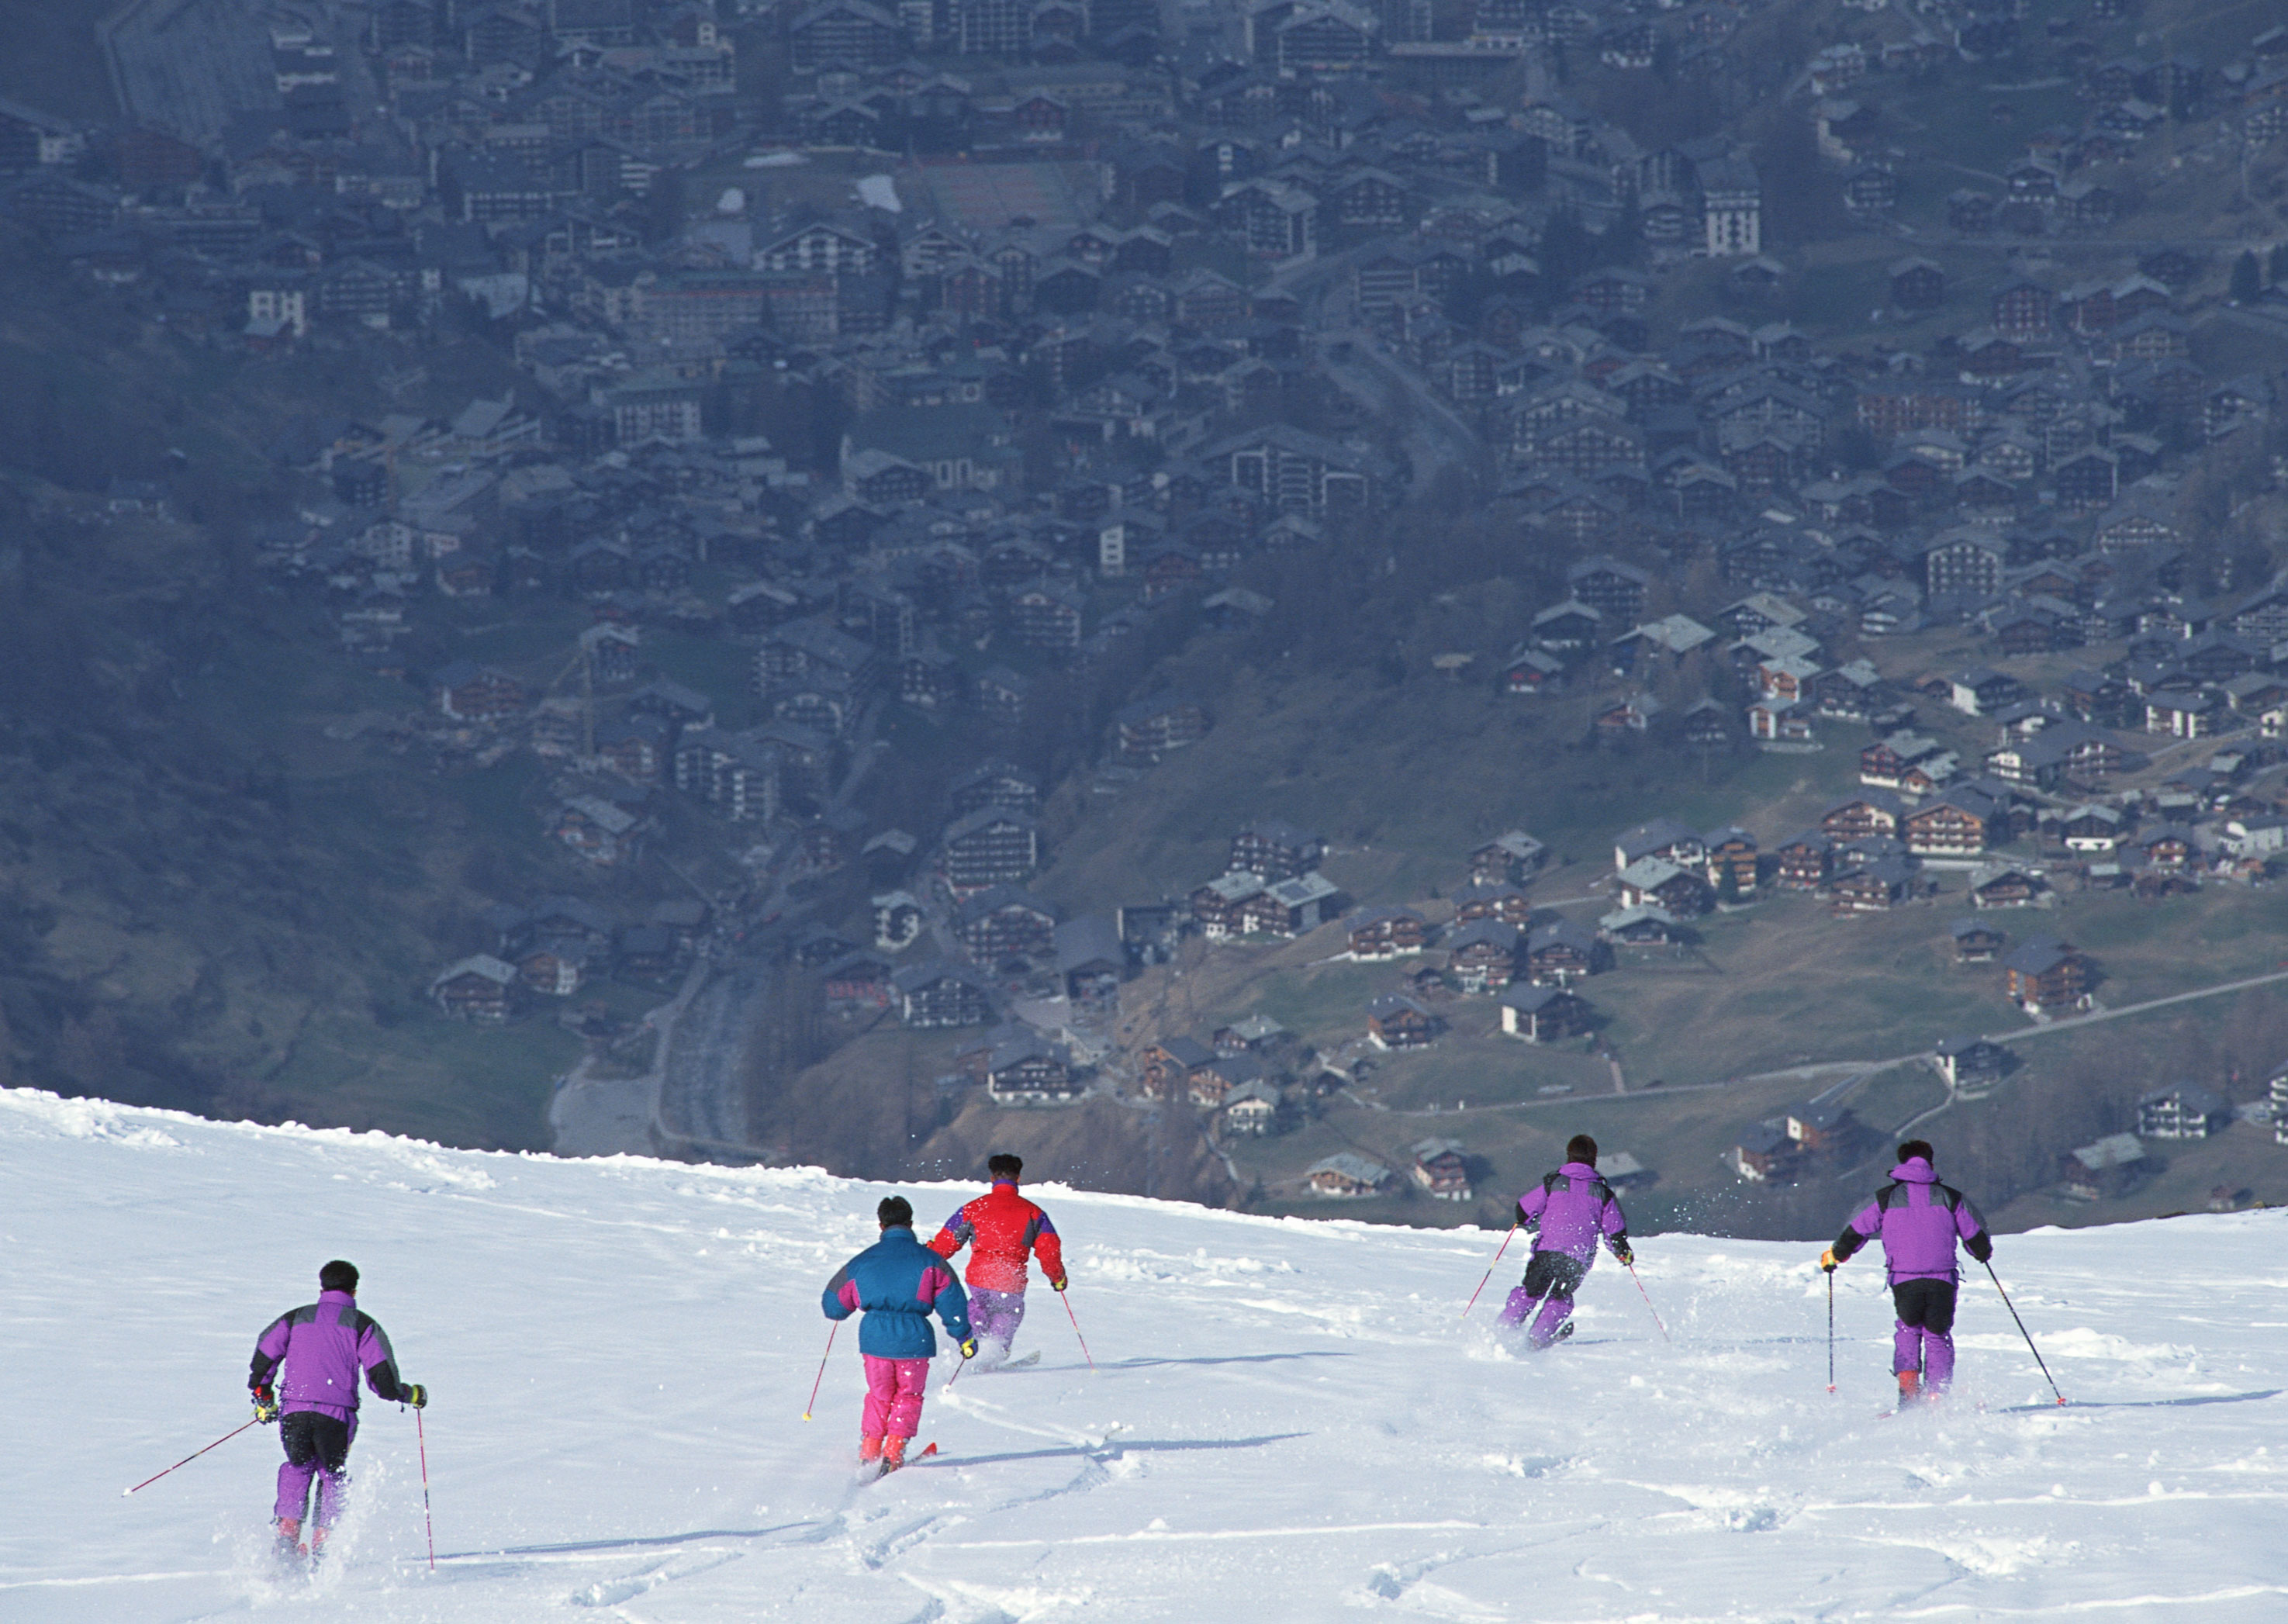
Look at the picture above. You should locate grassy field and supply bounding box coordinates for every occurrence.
[1013,587,2288,1234]
[1198,872,2288,1228]
[1035,666,1872,914]
[1985,1120,2288,1233]
[263,1010,584,1149]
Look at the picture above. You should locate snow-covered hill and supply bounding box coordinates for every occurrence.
[5,1087,2288,1623]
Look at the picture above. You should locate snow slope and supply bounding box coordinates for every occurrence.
[5,1087,2288,1623]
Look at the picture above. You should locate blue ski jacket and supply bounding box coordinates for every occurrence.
[823,1225,973,1358]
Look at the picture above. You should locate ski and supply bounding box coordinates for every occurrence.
[859,1441,939,1484]
[945,1349,1040,1394]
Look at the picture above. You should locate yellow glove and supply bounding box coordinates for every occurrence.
[1052,1276,1069,1292]
[1820,1249,1837,1273]
[959,1338,979,1360]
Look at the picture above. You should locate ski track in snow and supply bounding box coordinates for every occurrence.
[7,1087,2288,1622]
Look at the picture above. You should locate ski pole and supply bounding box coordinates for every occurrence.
[1983,1259,2066,1406]
[415,1406,437,1574]
[945,1346,974,1391]
[123,1415,265,1496]
[1460,1221,1520,1318]
[1626,1262,1670,1343]
[1059,1289,1097,1371]
[1826,1270,1837,1394]
[800,1321,839,1421]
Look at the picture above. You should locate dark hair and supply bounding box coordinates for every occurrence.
[1897,1140,1934,1164]
[988,1152,1024,1180]
[319,1260,359,1294]
[877,1196,914,1228]
[1565,1134,1598,1166]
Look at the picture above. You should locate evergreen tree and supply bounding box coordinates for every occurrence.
[1537,207,1592,302]
[1604,197,1645,268]
[2231,251,2262,305]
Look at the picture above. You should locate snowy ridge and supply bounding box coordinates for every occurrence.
[5,1086,2288,1622]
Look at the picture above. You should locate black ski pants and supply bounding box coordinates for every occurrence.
[276,1411,354,1525]
[1522,1249,1587,1304]
[1890,1278,1958,1336]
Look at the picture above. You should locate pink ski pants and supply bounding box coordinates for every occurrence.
[862,1355,930,1439]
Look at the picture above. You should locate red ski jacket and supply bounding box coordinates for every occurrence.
[928,1181,1065,1294]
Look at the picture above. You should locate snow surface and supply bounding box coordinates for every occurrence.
[855,175,901,213]
[5,1087,2288,1622]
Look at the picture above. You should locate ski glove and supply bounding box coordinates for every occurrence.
[1820,1249,1838,1273]
[959,1339,980,1360]
[1965,1233,1993,1264]
[253,1386,280,1424]
[401,1384,428,1409]
[1610,1240,1634,1266]
[1051,1275,1069,1292]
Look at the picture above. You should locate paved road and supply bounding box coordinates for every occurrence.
[1988,966,2288,1045]
[1319,328,1488,485]
[549,956,710,1157]
[655,951,775,1157]
[1368,964,2288,1126]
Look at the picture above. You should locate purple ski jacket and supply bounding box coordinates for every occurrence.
[1519,1162,1630,1263]
[249,1291,411,1419]
[1832,1159,1992,1284]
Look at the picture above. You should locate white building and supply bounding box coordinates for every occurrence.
[1700,155,1762,257]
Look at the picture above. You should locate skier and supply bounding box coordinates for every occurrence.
[926,1153,1067,1370]
[1822,1139,1993,1405]
[1499,1135,1633,1350]
[823,1196,976,1475]
[247,1260,427,1562]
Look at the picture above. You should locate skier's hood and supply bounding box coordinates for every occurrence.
[1889,1157,1939,1184]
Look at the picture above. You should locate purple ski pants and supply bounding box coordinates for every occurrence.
[1499,1250,1587,1348]
[1499,1284,1577,1347]
[1892,1279,1958,1387]
[968,1287,1027,1363]
[274,1410,356,1527]
[1896,1322,1956,1387]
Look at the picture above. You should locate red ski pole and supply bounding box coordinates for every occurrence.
[1058,1289,1097,1370]
[801,1321,838,1421]
[123,1415,264,1496]
[1460,1222,1520,1318]
[415,1407,437,1574]
[1626,1262,1671,1343]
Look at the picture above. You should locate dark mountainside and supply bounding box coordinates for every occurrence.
[0,238,558,1145]
[5,0,2288,1237]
